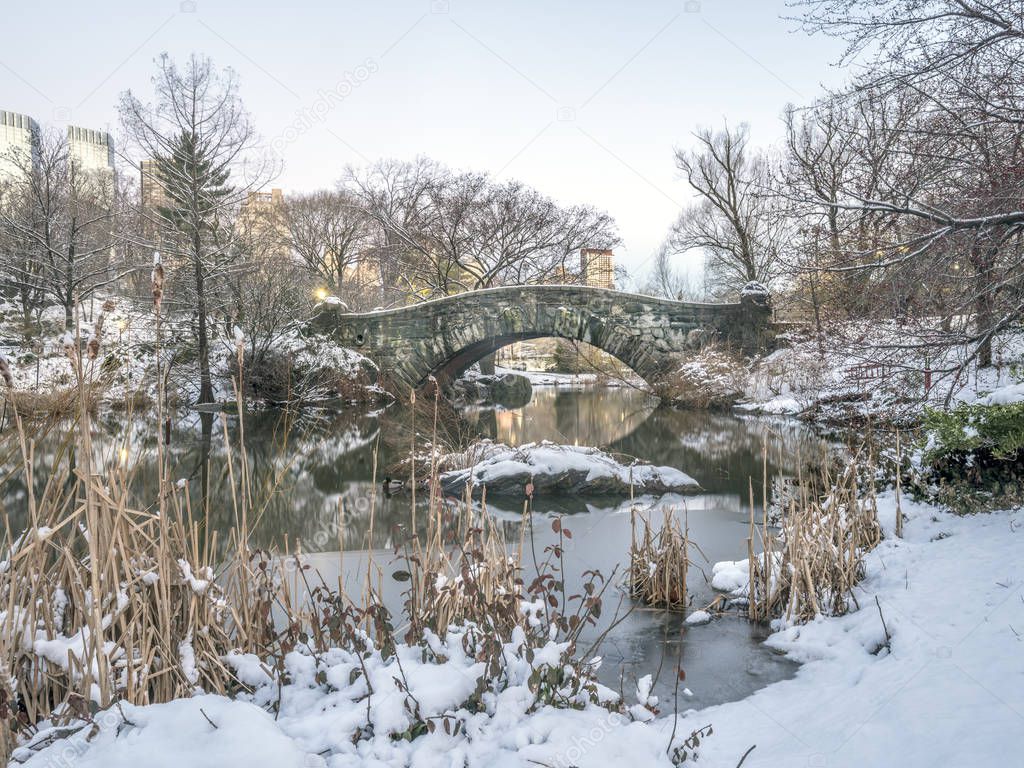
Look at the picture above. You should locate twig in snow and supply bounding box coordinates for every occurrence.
[736,744,757,767]
[666,637,684,756]
[875,595,892,648]
[199,707,219,729]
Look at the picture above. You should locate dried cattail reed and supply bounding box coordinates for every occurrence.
[86,299,116,360]
[745,445,881,624]
[0,352,11,388]
[629,506,699,611]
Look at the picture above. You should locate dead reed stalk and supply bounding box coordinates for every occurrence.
[745,446,882,624]
[628,507,701,611]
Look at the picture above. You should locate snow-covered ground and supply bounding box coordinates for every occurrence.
[494,366,635,388]
[729,322,1024,424]
[495,366,599,387]
[14,490,1022,767]
[668,490,1024,767]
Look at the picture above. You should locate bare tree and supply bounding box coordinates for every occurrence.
[344,160,620,301]
[119,53,272,403]
[641,245,705,301]
[419,170,491,294]
[0,130,127,330]
[283,190,371,298]
[791,0,1024,369]
[468,181,618,289]
[344,157,439,304]
[665,123,789,297]
[225,194,304,359]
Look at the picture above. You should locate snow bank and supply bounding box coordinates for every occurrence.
[496,366,599,387]
[18,628,677,768]
[14,696,311,768]
[978,381,1024,406]
[739,321,1024,425]
[440,441,700,497]
[0,294,381,407]
[662,491,1024,767]
[13,492,1023,767]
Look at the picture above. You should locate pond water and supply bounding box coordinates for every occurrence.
[1,384,835,710]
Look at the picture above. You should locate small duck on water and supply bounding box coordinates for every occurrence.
[382,476,404,498]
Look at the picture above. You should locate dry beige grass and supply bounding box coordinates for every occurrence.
[628,507,703,610]
[0,338,570,759]
[745,446,882,624]
[1,384,100,418]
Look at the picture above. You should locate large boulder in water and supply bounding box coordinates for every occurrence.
[451,371,532,408]
[439,440,700,497]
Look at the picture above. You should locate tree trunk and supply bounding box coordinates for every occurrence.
[65,242,75,330]
[970,242,997,369]
[199,411,213,517]
[194,233,215,404]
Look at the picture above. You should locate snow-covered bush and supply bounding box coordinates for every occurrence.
[656,344,747,409]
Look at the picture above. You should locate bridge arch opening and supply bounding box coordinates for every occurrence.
[427,333,655,389]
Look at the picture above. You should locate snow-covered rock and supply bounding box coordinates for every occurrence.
[710,559,749,593]
[439,441,700,497]
[685,610,713,626]
[740,281,770,298]
[452,369,532,407]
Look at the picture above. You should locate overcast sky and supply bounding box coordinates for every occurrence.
[2,0,847,281]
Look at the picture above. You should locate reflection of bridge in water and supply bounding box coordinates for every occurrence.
[308,285,775,390]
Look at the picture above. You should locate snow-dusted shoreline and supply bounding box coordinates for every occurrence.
[0,295,382,408]
[735,324,1024,424]
[14,491,1022,768]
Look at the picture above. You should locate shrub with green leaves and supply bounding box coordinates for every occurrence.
[918,401,1024,512]
[922,401,1024,464]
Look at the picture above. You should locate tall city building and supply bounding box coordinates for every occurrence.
[67,126,114,175]
[140,159,169,212]
[139,158,173,252]
[238,188,285,218]
[67,126,115,200]
[237,186,286,228]
[0,110,40,182]
[237,188,288,256]
[580,247,614,289]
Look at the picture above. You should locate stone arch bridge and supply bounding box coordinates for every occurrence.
[306,285,774,391]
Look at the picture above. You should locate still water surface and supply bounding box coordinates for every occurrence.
[3,385,834,708]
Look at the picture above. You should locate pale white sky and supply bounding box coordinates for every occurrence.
[1,0,847,281]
